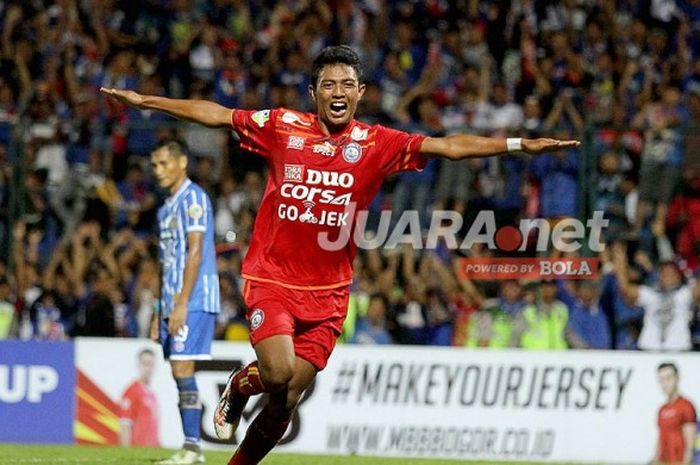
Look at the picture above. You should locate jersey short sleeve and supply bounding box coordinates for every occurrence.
[682,399,697,424]
[181,188,210,233]
[231,108,279,158]
[375,125,428,175]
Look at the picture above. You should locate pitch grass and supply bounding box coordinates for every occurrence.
[0,444,592,465]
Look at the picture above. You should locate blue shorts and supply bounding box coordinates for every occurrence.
[160,311,216,360]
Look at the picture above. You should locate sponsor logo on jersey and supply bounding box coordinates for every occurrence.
[282,111,312,126]
[250,309,265,331]
[287,135,305,150]
[282,167,354,188]
[342,142,362,163]
[350,126,368,141]
[280,184,353,205]
[313,141,336,157]
[305,169,354,187]
[251,109,271,128]
[284,164,304,182]
[278,168,355,226]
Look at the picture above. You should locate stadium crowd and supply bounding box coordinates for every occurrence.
[0,0,699,351]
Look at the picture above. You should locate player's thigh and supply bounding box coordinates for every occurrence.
[253,335,296,388]
[244,282,297,386]
[291,286,349,371]
[162,311,215,362]
[293,313,345,372]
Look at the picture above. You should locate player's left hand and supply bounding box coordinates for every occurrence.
[100,87,146,108]
[522,138,580,154]
[168,297,188,336]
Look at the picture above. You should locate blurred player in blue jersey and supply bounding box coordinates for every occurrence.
[150,141,220,465]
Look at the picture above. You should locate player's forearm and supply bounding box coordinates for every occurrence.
[140,95,232,128]
[683,424,696,464]
[613,261,635,300]
[436,134,509,160]
[178,251,202,304]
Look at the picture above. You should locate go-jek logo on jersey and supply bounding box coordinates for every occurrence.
[278,165,354,227]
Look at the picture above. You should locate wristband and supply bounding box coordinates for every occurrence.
[506,138,522,152]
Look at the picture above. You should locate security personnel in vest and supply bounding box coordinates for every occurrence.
[465,280,525,348]
[515,279,571,350]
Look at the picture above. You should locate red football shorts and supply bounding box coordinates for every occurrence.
[242,280,350,370]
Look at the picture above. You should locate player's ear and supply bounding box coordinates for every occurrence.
[308,84,316,102]
[178,154,188,171]
[358,83,366,100]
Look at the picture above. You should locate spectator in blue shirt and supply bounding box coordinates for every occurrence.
[558,280,612,349]
[351,293,393,345]
[530,147,579,218]
[600,270,644,350]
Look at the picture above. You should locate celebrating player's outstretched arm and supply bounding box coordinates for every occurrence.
[420,134,580,159]
[100,87,232,128]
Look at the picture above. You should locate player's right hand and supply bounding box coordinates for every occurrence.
[100,87,145,108]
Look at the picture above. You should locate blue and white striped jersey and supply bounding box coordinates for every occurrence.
[157,179,220,317]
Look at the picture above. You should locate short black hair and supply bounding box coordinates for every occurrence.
[154,140,187,158]
[658,362,678,375]
[368,292,388,309]
[311,45,363,88]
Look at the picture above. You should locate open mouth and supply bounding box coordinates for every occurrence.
[329,102,348,118]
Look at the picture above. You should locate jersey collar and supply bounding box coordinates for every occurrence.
[314,116,357,144]
[166,178,192,207]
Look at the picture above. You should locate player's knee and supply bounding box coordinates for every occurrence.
[170,361,195,379]
[259,357,295,390]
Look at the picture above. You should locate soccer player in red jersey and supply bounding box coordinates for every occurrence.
[120,348,160,447]
[654,362,697,465]
[102,45,579,465]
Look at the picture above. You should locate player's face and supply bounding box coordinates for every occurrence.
[659,264,681,290]
[151,148,187,193]
[311,64,365,132]
[657,367,678,398]
[540,283,557,301]
[501,281,521,303]
[138,353,156,383]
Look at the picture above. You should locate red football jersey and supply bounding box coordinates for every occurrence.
[120,381,159,446]
[657,396,697,462]
[231,108,427,289]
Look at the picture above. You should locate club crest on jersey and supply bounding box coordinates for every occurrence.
[350,127,368,141]
[313,141,336,157]
[251,110,270,128]
[250,309,265,331]
[284,164,304,182]
[287,135,305,150]
[342,142,362,163]
[188,204,203,220]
